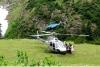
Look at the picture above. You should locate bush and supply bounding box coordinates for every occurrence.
[0,56,7,66]
[30,59,37,66]
[74,37,87,44]
[16,50,28,66]
[42,55,58,66]
[30,55,59,66]
[92,38,100,45]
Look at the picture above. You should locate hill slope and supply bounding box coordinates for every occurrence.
[0,39,100,65]
[3,0,99,39]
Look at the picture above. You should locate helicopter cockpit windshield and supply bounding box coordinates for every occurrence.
[48,36,58,41]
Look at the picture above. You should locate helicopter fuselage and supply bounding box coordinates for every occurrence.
[46,36,67,53]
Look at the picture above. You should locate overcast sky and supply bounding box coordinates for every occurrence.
[0,6,8,36]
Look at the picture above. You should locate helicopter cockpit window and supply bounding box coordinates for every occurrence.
[52,43,55,48]
[50,42,52,46]
[55,38,58,40]
[52,43,55,50]
[55,38,58,42]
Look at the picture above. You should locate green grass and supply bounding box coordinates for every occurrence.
[0,39,100,65]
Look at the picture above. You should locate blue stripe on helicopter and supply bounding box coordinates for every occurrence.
[47,23,60,28]
[46,21,60,30]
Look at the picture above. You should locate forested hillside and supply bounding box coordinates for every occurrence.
[1,0,100,43]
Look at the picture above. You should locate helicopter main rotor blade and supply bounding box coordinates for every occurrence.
[41,31,73,36]
[77,35,89,37]
[53,33,89,37]
[41,31,51,34]
[49,32,75,35]
[29,34,52,37]
[30,30,89,38]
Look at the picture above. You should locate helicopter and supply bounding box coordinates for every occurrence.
[29,21,89,54]
[30,31,89,54]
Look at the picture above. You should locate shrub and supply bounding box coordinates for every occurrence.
[0,56,7,66]
[42,56,58,66]
[30,59,37,66]
[74,37,86,44]
[92,38,100,45]
[30,55,60,66]
[16,50,28,66]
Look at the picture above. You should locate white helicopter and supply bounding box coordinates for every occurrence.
[30,31,89,54]
[29,21,89,54]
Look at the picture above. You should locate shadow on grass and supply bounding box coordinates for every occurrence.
[44,49,74,55]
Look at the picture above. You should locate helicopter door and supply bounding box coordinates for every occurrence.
[52,43,55,50]
[49,42,55,51]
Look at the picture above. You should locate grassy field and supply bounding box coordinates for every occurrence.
[0,39,100,66]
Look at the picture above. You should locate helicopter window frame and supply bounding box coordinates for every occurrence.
[52,43,55,48]
[52,43,55,50]
[50,42,52,46]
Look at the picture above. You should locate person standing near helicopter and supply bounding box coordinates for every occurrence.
[64,41,74,54]
[68,43,74,54]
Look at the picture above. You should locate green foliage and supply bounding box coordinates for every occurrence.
[6,0,78,38]
[92,38,100,45]
[74,37,87,44]
[74,0,100,37]
[0,50,58,66]
[5,19,37,38]
[30,59,37,66]
[0,50,59,66]
[0,56,7,66]
[5,21,20,38]
[30,56,59,66]
[65,36,87,44]
[42,56,57,66]
[5,0,100,42]
[16,50,28,65]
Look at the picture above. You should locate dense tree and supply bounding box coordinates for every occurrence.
[1,0,99,43]
[0,24,2,38]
